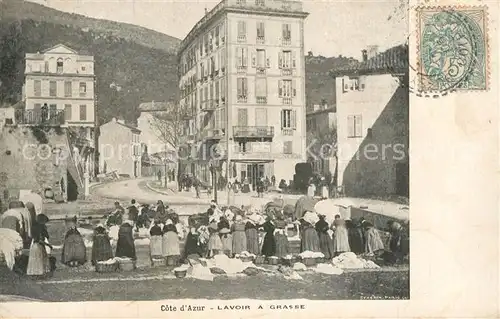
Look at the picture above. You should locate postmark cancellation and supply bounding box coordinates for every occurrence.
[416,6,489,93]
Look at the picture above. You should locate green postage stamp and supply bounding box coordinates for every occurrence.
[417,6,488,92]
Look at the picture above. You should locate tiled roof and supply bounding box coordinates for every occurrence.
[330,44,408,77]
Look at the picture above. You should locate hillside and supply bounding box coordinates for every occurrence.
[0,0,180,53]
[0,19,179,124]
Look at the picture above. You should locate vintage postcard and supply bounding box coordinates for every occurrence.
[0,0,498,318]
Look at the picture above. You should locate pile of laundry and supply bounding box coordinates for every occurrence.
[331,252,380,269]
[298,251,325,259]
[0,229,23,270]
[234,251,256,258]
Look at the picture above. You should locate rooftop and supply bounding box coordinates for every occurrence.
[102,117,141,133]
[138,101,173,112]
[179,0,308,54]
[330,44,408,77]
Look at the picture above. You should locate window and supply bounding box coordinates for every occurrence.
[200,62,205,78]
[210,56,215,75]
[237,78,248,101]
[79,82,87,97]
[237,0,246,4]
[279,50,296,69]
[283,141,293,154]
[79,105,87,121]
[56,58,63,73]
[282,23,291,40]
[64,104,72,121]
[281,109,296,129]
[237,21,246,41]
[237,108,248,126]
[256,49,266,68]
[220,48,226,71]
[257,22,265,42]
[215,26,220,46]
[34,80,41,97]
[236,47,248,68]
[64,81,72,97]
[44,61,49,73]
[347,115,363,138]
[255,78,267,101]
[255,108,267,126]
[49,81,57,97]
[221,108,226,129]
[278,80,296,98]
[215,80,220,102]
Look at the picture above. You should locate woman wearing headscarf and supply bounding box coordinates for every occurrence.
[149,220,163,260]
[162,219,180,264]
[346,218,365,254]
[300,213,320,252]
[274,212,289,258]
[183,227,202,260]
[245,210,260,255]
[315,214,334,259]
[61,216,87,267]
[115,220,136,260]
[260,215,276,257]
[231,215,247,256]
[26,214,51,277]
[363,221,384,255]
[155,200,169,224]
[91,224,113,265]
[23,202,37,245]
[332,215,350,256]
[207,213,223,257]
[218,216,232,257]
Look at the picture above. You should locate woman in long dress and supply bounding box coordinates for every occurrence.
[218,216,232,256]
[300,218,320,252]
[315,215,334,259]
[26,214,51,277]
[231,215,247,255]
[162,219,180,264]
[183,227,202,260]
[115,220,136,260]
[149,220,163,260]
[91,224,113,265]
[346,218,365,254]
[261,217,276,257]
[207,216,222,257]
[155,200,169,224]
[363,221,384,255]
[244,213,260,255]
[332,215,350,256]
[61,217,87,267]
[274,216,289,258]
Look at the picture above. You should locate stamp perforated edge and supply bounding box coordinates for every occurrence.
[414,5,490,95]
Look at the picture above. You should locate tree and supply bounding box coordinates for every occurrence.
[306,128,337,164]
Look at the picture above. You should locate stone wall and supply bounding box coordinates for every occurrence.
[0,125,70,204]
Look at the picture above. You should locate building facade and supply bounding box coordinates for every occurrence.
[99,118,142,178]
[177,0,309,188]
[23,43,97,193]
[332,45,409,197]
[306,104,336,176]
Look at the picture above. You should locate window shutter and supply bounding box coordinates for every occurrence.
[243,48,248,67]
[291,110,297,129]
[237,78,242,96]
[266,57,271,68]
[280,110,285,129]
[215,53,219,71]
[278,80,283,97]
[292,80,297,97]
[355,115,363,137]
[278,52,283,69]
[221,48,226,70]
[292,51,296,68]
[237,48,242,67]
[243,78,248,96]
[347,115,354,137]
[251,51,256,67]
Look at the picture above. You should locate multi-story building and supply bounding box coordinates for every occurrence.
[20,43,97,198]
[177,0,309,188]
[99,118,142,178]
[306,103,336,176]
[331,44,409,197]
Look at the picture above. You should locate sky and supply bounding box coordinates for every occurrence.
[28,0,408,59]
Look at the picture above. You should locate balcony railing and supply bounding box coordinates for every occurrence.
[233,126,274,139]
[256,36,265,44]
[237,35,247,43]
[200,100,216,112]
[237,95,248,103]
[232,143,272,160]
[282,97,292,105]
[15,109,65,126]
[282,38,291,45]
[256,97,267,104]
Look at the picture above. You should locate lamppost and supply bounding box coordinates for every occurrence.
[209,159,219,203]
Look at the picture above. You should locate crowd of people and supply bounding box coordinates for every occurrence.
[1,195,409,279]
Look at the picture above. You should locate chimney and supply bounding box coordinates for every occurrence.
[205,7,208,15]
[361,49,368,62]
[367,45,379,59]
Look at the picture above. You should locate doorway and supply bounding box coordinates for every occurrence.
[246,164,265,190]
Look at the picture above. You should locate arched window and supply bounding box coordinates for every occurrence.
[57,58,63,73]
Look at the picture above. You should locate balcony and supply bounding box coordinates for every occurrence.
[282,38,291,46]
[15,109,65,126]
[233,126,274,140]
[232,142,272,160]
[200,128,224,141]
[282,97,292,105]
[256,97,267,104]
[200,100,216,112]
[256,36,265,44]
[237,95,248,103]
[237,35,247,43]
